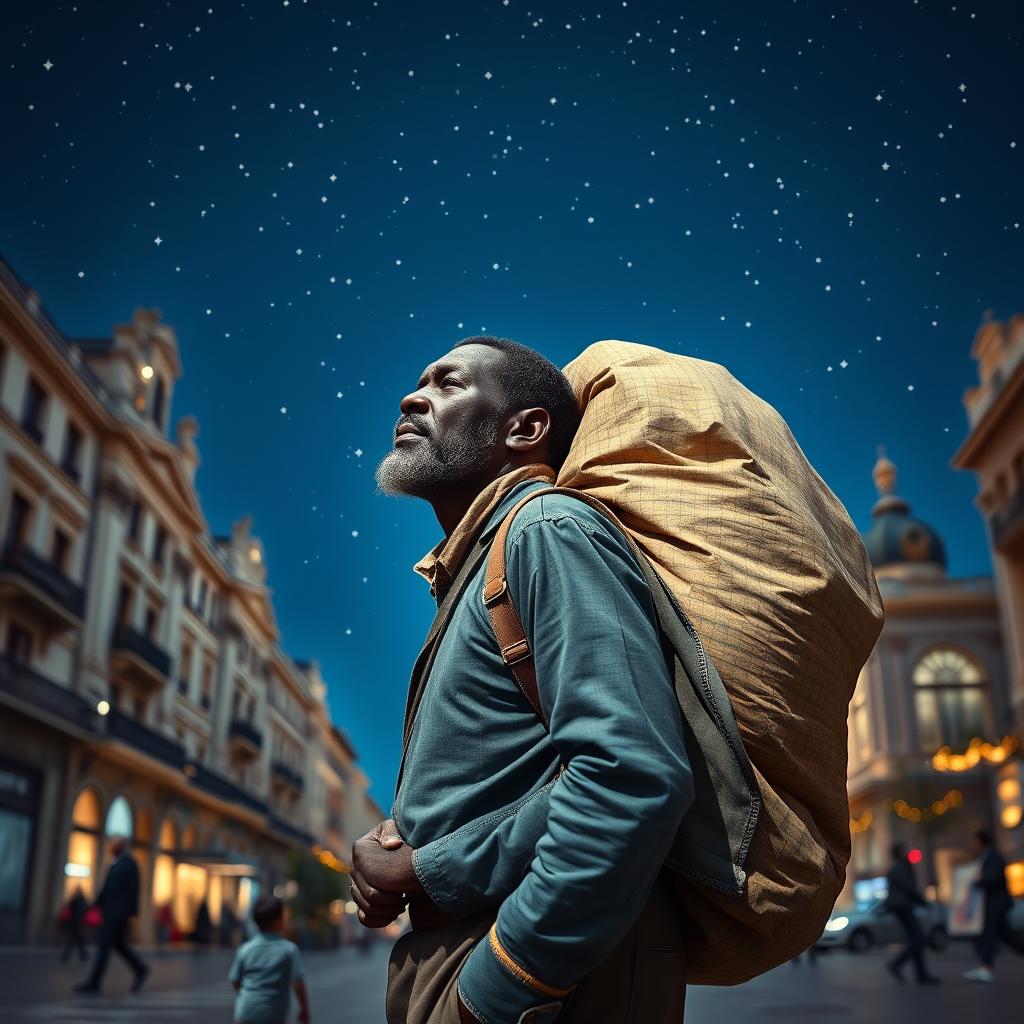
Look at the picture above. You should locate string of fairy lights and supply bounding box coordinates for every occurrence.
[849,736,1020,835]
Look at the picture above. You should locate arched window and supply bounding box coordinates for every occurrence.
[152,820,177,912]
[914,648,990,752]
[104,795,133,839]
[65,788,102,899]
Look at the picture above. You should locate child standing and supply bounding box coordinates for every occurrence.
[228,897,310,1024]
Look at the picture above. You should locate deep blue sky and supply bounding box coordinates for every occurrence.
[3,2,1022,808]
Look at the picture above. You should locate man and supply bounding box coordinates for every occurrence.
[75,834,149,994]
[884,843,940,985]
[353,337,693,1023]
[964,829,1024,982]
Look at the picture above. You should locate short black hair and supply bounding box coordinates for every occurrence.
[253,896,285,932]
[891,842,907,861]
[974,828,993,848]
[452,336,581,472]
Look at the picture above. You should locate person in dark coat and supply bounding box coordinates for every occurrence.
[884,842,940,984]
[74,835,149,994]
[60,887,88,962]
[964,829,1024,982]
[193,899,213,953]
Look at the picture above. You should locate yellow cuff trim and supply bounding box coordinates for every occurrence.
[486,924,574,998]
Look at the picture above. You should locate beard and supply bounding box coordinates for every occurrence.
[375,413,501,499]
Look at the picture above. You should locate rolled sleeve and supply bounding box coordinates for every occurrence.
[412,781,557,915]
[457,500,693,1021]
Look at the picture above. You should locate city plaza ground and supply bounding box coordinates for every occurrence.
[0,939,1021,1023]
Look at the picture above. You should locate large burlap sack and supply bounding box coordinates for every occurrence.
[555,340,885,983]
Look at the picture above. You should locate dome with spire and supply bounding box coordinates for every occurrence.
[862,447,947,579]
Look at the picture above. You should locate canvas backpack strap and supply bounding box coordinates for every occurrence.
[483,486,631,728]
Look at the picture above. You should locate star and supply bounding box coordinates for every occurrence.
[958,82,967,92]
[43,59,53,71]
[881,161,890,170]
[354,448,363,457]
[184,82,193,92]
[329,173,337,182]
[154,236,163,245]
[874,93,882,102]
[484,71,493,79]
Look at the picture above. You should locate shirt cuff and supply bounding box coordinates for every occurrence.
[457,922,571,1024]
[411,842,456,911]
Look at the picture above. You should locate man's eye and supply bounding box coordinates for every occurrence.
[441,377,461,388]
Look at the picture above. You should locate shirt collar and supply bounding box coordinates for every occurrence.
[413,464,556,600]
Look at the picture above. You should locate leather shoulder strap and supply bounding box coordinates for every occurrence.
[483,486,634,728]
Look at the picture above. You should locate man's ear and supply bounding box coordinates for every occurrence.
[505,407,550,452]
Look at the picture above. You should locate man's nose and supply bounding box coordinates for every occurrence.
[399,390,430,416]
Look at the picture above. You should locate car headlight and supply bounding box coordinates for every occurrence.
[824,916,849,932]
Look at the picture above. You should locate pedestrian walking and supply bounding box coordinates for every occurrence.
[155,901,174,955]
[193,898,213,953]
[228,896,309,1024]
[59,887,88,963]
[884,842,941,985]
[964,829,1024,982]
[74,834,149,994]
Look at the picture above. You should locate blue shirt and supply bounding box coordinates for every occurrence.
[228,932,304,1024]
[396,479,693,1023]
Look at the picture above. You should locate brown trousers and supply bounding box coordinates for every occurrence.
[386,871,687,1024]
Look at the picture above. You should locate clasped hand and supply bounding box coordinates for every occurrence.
[349,819,423,928]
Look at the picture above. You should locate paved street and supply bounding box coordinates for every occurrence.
[0,939,1021,1022]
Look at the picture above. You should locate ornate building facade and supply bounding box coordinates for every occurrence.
[845,452,1016,902]
[952,312,1024,869]
[0,258,382,944]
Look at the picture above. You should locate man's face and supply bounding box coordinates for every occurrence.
[376,344,507,499]
[109,836,126,857]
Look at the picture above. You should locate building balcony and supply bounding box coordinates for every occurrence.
[110,625,171,689]
[991,481,1024,555]
[0,654,96,735]
[185,761,267,816]
[105,709,185,770]
[0,543,86,633]
[271,760,305,794]
[229,718,263,758]
[267,812,314,848]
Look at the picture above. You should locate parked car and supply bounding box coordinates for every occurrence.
[816,897,948,953]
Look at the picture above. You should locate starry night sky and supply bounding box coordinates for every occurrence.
[2,2,1022,807]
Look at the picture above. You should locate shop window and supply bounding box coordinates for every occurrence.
[913,647,990,752]
[65,788,101,900]
[0,808,33,909]
[152,818,177,911]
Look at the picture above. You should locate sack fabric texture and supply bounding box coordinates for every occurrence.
[547,340,885,983]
